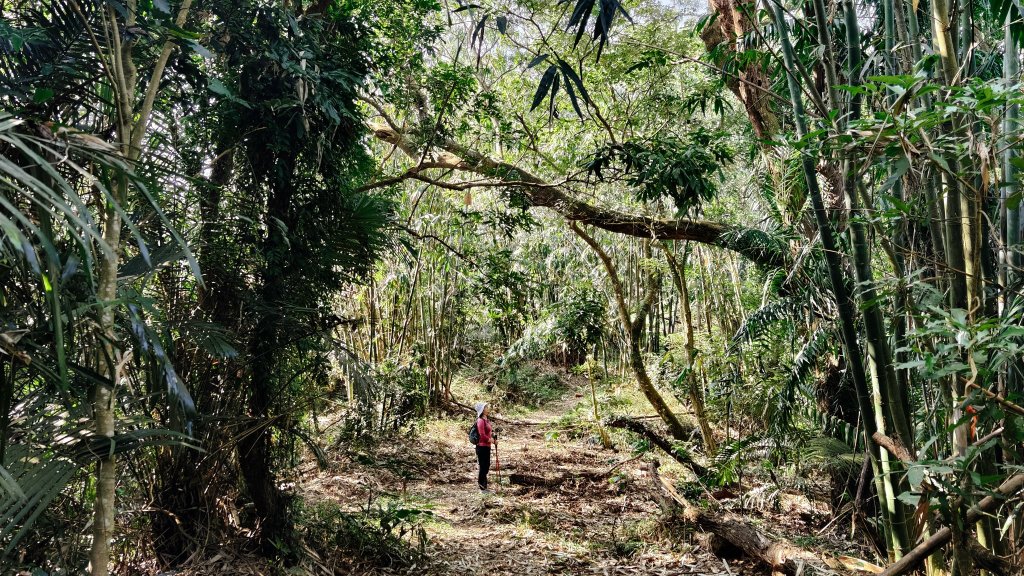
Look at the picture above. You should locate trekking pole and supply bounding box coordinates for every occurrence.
[494,438,502,491]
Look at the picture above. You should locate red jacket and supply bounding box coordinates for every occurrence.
[476,417,493,447]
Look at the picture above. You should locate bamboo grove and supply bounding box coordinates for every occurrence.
[3,0,1024,574]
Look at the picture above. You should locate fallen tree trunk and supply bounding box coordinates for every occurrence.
[509,456,644,488]
[509,472,573,487]
[878,472,1024,576]
[647,461,828,576]
[608,417,706,476]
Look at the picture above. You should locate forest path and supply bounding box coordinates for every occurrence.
[301,382,764,575]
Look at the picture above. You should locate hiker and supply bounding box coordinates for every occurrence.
[473,402,497,491]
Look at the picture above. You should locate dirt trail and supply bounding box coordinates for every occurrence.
[301,388,763,576]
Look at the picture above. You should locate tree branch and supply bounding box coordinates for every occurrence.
[369,125,787,268]
[129,0,195,160]
[871,431,914,464]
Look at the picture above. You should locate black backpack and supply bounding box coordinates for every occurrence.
[468,420,480,445]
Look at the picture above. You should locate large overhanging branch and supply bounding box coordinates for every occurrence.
[370,125,788,269]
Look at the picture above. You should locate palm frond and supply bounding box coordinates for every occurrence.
[718,225,791,269]
[772,326,835,431]
[1,430,200,556]
[797,436,862,473]
[731,296,798,345]
[0,0,110,120]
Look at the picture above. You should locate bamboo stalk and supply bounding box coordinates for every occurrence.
[879,473,1024,576]
[770,0,908,558]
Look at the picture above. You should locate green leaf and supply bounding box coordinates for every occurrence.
[897,491,921,506]
[929,153,951,173]
[530,65,558,111]
[557,59,591,105]
[878,157,910,196]
[208,78,231,97]
[527,54,549,68]
[164,24,202,40]
[562,72,585,119]
[907,465,924,487]
[187,40,213,58]
[32,88,54,104]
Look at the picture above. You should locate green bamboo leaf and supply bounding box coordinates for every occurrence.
[531,65,558,111]
[562,71,585,119]
[557,59,591,106]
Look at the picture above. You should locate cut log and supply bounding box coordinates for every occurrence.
[508,468,613,488]
[647,461,828,576]
[509,473,565,487]
[607,417,706,476]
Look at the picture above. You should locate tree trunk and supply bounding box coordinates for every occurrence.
[570,222,691,440]
[90,172,124,576]
[1004,13,1023,398]
[840,6,913,557]
[239,153,297,554]
[661,242,717,452]
[87,1,194,569]
[770,0,904,558]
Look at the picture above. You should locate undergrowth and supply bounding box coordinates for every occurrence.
[299,498,432,570]
[490,362,566,407]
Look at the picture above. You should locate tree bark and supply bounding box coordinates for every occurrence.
[237,147,299,554]
[698,0,778,139]
[570,223,691,440]
[90,199,120,576]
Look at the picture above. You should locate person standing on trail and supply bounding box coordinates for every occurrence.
[474,402,496,491]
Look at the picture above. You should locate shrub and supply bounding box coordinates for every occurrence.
[491,362,565,407]
[299,498,432,570]
[334,360,428,445]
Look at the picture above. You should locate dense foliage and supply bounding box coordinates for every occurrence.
[3,0,1024,573]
